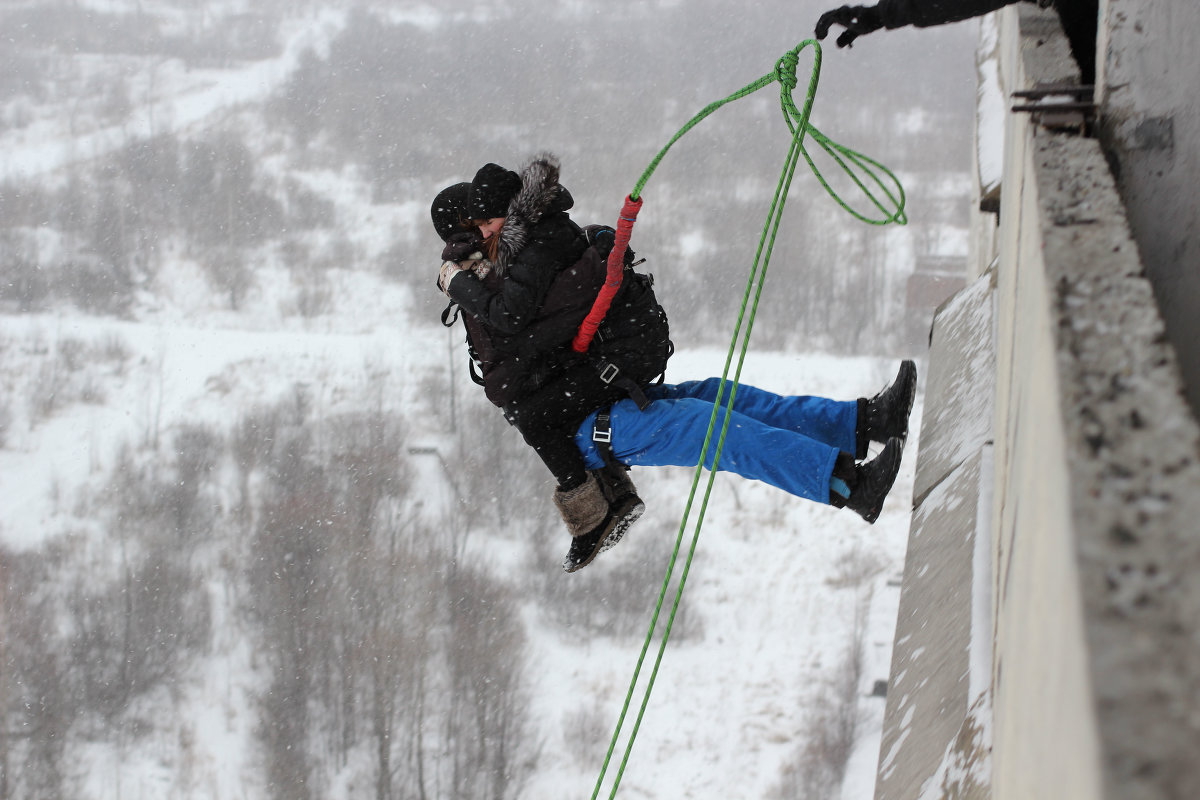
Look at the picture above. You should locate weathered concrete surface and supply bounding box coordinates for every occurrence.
[1097,0,1200,416]
[996,5,1200,799]
[875,270,995,800]
[911,272,995,506]
[876,3,1200,799]
[875,451,992,800]
[1038,133,1200,800]
[988,12,1107,799]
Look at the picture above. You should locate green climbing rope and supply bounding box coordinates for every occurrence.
[590,39,907,800]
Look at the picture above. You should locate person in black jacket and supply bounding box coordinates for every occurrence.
[434,154,917,572]
[433,156,664,571]
[814,0,1098,84]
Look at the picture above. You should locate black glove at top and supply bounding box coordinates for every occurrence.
[814,4,884,47]
[441,230,483,263]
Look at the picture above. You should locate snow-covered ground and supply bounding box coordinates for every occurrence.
[1,298,918,799]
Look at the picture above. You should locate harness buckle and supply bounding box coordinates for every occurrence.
[592,412,612,444]
[598,362,619,384]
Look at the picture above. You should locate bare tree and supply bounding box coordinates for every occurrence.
[0,546,71,800]
[204,245,256,311]
[66,546,211,725]
[333,539,439,800]
[441,566,537,800]
[248,474,335,800]
[169,422,224,541]
[238,396,542,799]
[449,393,548,532]
[231,405,286,525]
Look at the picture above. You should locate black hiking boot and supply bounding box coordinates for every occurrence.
[833,437,903,524]
[856,360,918,459]
[563,493,644,573]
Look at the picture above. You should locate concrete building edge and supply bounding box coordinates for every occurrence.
[876,3,1200,799]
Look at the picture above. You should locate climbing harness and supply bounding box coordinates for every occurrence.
[583,39,907,800]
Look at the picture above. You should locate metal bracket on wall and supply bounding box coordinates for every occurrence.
[1012,84,1095,133]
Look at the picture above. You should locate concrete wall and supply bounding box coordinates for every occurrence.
[1096,0,1200,416]
[876,4,1200,799]
[989,8,1105,799]
[873,268,996,800]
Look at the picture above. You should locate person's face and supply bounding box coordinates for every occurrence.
[477,217,505,240]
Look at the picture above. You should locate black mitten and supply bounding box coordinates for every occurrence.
[814,5,884,48]
[441,230,483,262]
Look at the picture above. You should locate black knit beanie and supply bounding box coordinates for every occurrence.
[430,182,472,242]
[466,163,521,220]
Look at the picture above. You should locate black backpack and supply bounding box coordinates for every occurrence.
[441,224,672,400]
[576,224,673,390]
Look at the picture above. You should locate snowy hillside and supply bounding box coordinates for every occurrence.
[0,1,971,798]
[2,309,917,798]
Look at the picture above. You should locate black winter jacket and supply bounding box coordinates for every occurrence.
[447,154,670,410]
[875,0,1097,83]
[448,185,583,335]
[876,0,1020,29]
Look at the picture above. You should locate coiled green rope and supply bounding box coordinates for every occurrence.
[591,39,906,800]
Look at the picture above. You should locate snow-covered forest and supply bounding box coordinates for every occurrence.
[0,1,976,798]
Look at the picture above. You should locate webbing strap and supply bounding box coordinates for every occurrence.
[592,411,616,468]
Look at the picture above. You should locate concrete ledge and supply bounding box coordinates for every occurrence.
[1097,0,1200,415]
[913,271,996,505]
[875,450,992,800]
[875,270,996,800]
[1036,130,1200,800]
[994,5,1200,799]
[877,4,1200,799]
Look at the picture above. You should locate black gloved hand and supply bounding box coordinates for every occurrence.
[814,5,884,48]
[441,230,483,263]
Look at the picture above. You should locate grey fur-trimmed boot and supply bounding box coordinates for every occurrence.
[557,470,645,573]
[553,473,608,538]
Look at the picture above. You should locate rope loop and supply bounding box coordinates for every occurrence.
[627,38,903,226]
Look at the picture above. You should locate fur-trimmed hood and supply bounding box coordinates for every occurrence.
[493,152,573,276]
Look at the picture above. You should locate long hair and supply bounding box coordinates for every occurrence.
[468,219,504,262]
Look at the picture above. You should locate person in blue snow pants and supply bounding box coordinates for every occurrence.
[432,154,918,574]
[576,378,857,505]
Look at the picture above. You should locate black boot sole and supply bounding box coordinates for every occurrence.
[891,360,917,443]
[599,495,645,555]
[563,494,644,573]
[850,437,903,524]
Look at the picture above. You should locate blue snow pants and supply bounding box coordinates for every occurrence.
[574,378,859,504]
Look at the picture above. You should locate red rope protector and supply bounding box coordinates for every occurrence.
[572,194,644,353]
